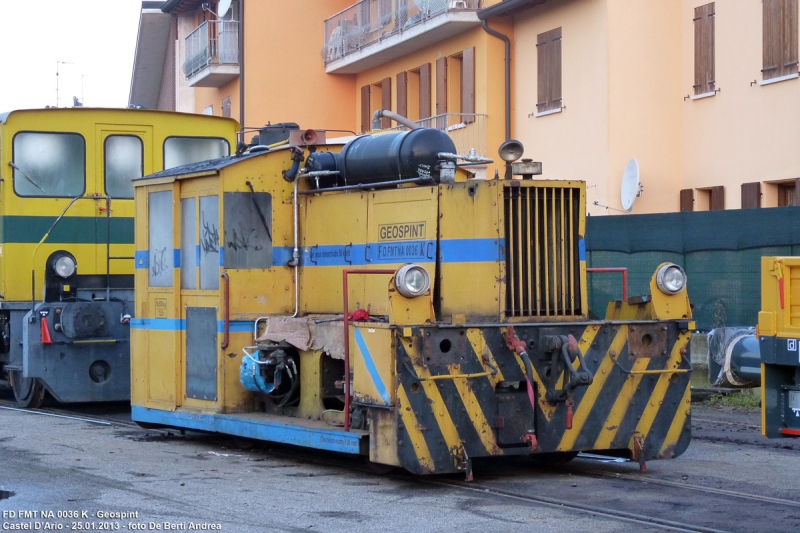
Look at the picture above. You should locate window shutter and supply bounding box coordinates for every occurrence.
[763,0,797,80]
[537,28,562,113]
[694,3,715,95]
[784,0,799,76]
[361,84,371,133]
[680,189,694,212]
[741,182,761,209]
[380,77,392,128]
[461,47,475,122]
[710,186,725,210]
[436,56,447,116]
[420,63,432,119]
[397,71,408,119]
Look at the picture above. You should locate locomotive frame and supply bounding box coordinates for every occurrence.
[130,128,695,475]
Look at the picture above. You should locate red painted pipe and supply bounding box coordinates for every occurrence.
[342,269,396,432]
[220,272,230,350]
[586,267,628,302]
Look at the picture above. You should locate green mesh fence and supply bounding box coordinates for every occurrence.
[585,208,800,330]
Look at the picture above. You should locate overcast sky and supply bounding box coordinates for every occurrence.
[0,0,144,111]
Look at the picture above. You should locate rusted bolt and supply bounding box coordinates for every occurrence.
[680,347,687,355]
[631,351,637,357]
[609,350,617,358]
[630,326,636,332]
[661,350,667,356]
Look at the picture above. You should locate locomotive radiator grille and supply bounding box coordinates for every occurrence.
[504,185,582,318]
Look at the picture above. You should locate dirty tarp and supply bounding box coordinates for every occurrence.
[255,316,345,360]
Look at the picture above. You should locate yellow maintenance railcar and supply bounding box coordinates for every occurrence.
[131,126,695,476]
[0,108,238,406]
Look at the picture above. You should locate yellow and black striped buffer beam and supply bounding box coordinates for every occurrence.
[393,322,691,475]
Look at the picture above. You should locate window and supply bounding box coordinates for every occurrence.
[12,132,85,197]
[695,186,725,211]
[222,96,231,118]
[778,180,799,206]
[105,135,143,199]
[199,195,220,289]
[397,63,432,122]
[434,48,475,123]
[223,192,272,269]
[763,0,798,81]
[203,105,213,115]
[360,78,391,132]
[694,3,715,95]
[163,137,230,169]
[536,27,562,115]
[148,190,174,287]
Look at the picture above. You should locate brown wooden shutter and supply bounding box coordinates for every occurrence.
[420,63,432,119]
[380,77,392,128]
[741,182,761,209]
[397,71,408,119]
[537,27,562,113]
[436,56,447,116]
[763,0,799,80]
[786,0,799,76]
[710,186,725,210]
[461,47,475,122]
[694,3,715,95]
[680,189,694,212]
[361,84,371,133]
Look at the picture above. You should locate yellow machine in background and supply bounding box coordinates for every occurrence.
[131,125,694,476]
[758,257,800,438]
[0,108,238,406]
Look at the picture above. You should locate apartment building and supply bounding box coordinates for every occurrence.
[483,0,800,214]
[130,0,507,176]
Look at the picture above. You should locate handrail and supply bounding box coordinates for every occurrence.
[221,272,230,350]
[587,267,628,302]
[30,195,113,318]
[342,268,396,431]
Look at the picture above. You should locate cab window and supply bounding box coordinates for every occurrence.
[13,132,85,197]
[105,135,143,199]
[164,137,229,170]
[223,192,272,269]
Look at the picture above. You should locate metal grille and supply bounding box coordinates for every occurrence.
[504,185,582,318]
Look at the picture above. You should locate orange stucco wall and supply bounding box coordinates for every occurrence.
[193,0,357,133]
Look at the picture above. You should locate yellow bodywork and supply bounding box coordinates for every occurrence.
[0,108,238,303]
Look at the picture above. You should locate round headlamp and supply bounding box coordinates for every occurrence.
[395,264,431,298]
[52,255,77,278]
[655,263,686,295]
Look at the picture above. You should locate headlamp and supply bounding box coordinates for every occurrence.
[655,263,686,295]
[395,264,430,298]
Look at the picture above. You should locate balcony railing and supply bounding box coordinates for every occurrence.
[323,0,481,65]
[386,113,487,156]
[183,20,239,79]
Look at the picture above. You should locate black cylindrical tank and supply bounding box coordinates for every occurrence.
[305,151,342,188]
[337,129,456,186]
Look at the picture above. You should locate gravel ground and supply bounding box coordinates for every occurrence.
[1,398,799,533]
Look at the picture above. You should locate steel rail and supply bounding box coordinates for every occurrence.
[580,468,800,509]
[425,479,731,533]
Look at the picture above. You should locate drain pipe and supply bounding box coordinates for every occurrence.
[480,19,511,142]
[238,0,245,144]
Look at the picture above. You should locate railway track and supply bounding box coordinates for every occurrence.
[3,398,799,532]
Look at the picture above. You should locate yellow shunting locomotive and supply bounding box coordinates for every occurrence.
[131,126,695,475]
[0,108,238,407]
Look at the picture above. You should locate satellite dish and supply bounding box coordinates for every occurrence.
[218,0,232,17]
[620,158,641,212]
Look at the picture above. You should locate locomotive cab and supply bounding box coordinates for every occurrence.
[131,127,694,476]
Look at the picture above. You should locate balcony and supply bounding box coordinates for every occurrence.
[387,113,487,156]
[323,0,482,74]
[183,20,239,88]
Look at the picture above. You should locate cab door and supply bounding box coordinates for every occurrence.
[95,125,153,275]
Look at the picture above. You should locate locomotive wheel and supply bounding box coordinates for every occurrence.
[9,371,46,408]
